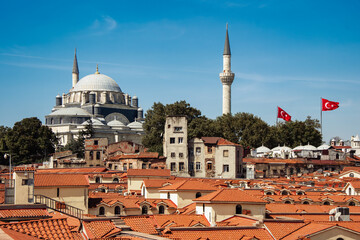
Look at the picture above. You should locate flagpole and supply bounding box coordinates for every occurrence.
[320,98,323,139]
[276,106,278,126]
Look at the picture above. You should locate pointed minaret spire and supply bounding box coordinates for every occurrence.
[72,48,79,88]
[223,23,231,55]
[95,64,100,74]
[219,24,235,115]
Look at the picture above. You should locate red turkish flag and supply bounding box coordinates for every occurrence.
[322,98,339,111]
[277,107,291,121]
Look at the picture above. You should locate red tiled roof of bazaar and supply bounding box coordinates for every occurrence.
[342,166,360,172]
[142,179,176,188]
[217,215,258,227]
[123,214,210,235]
[163,228,273,240]
[35,174,89,187]
[127,169,170,177]
[0,227,40,240]
[0,218,74,240]
[266,203,360,213]
[159,179,218,191]
[193,189,267,203]
[282,222,360,240]
[348,181,360,189]
[82,220,121,239]
[265,221,307,240]
[0,208,50,219]
[36,167,107,173]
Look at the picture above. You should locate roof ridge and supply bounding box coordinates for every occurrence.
[278,221,312,240]
[210,189,225,200]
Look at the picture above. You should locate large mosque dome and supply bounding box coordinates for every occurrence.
[72,72,122,92]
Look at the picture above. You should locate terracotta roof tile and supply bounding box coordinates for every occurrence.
[265,221,307,239]
[193,189,267,203]
[159,179,218,191]
[127,169,170,177]
[216,138,239,146]
[0,218,74,240]
[36,167,107,173]
[83,220,121,239]
[0,208,50,219]
[217,215,258,227]
[35,174,89,187]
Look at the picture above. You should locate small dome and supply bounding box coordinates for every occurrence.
[256,145,271,153]
[133,96,138,99]
[108,119,126,127]
[272,145,292,152]
[48,107,90,116]
[302,144,317,151]
[127,121,143,130]
[73,73,122,92]
[317,144,330,150]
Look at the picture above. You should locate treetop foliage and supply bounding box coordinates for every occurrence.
[142,101,322,154]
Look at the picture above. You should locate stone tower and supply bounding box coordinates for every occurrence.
[219,24,235,115]
[72,48,79,88]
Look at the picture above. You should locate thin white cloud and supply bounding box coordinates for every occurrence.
[88,15,117,35]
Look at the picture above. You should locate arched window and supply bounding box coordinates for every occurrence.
[100,188,106,193]
[336,153,339,160]
[349,188,352,195]
[99,207,105,216]
[284,201,291,204]
[113,178,119,183]
[95,177,101,183]
[323,201,330,205]
[350,173,355,178]
[266,191,273,195]
[236,204,242,214]
[167,192,170,199]
[303,201,309,205]
[115,206,121,215]
[336,238,344,240]
[142,206,148,215]
[297,191,304,195]
[196,192,202,198]
[349,201,356,206]
[158,205,165,214]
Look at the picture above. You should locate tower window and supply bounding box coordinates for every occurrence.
[178,137,183,144]
[170,138,175,144]
[223,164,229,172]
[223,150,229,157]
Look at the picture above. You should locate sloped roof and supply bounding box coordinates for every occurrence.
[35,174,89,187]
[193,189,267,203]
[82,220,121,239]
[159,179,218,191]
[127,169,170,177]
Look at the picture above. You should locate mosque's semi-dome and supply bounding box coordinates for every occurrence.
[49,107,90,116]
[72,73,122,92]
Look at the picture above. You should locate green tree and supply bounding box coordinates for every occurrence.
[274,116,322,148]
[5,117,58,165]
[0,126,10,165]
[216,113,274,148]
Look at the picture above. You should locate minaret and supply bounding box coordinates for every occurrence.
[72,48,79,88]
[219,24,235,115]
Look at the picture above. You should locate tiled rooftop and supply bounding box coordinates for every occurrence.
[35,174,89,187]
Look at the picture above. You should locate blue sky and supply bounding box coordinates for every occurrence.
[0,0,359,144]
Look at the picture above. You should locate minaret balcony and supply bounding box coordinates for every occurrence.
[220,72,235,84]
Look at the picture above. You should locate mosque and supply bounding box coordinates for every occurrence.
[45,50,144,146]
